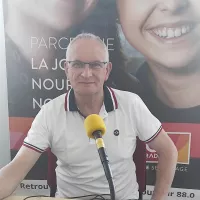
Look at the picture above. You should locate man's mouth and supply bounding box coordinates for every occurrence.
[79,82,94,84]
[151,24,194,39]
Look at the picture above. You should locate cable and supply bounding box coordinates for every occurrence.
[69,193,110,199]
[23,195,49,200]
[23,194,110,200]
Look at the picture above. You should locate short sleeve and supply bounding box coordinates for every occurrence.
[23,106,51,153]
[134,95,162,143]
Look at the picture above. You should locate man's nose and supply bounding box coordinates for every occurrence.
[157,0,189,14]
[81,64,92,78]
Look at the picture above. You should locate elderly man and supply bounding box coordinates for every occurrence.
[0,33,177,200]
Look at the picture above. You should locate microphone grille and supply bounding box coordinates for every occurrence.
[84,114,106,139]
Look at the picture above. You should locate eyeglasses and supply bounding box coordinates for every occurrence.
[67,60,108,69]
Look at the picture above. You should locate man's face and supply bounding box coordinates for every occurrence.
[117,0,200,69]
[65,38,112,96]
[9,0,97,31]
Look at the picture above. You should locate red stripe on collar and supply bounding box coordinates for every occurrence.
[108,87,118,109]
[64,87,118,112]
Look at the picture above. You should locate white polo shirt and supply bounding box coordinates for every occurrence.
[23,86,162,200]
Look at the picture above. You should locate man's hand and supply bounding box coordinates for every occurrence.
[148,129,178,200]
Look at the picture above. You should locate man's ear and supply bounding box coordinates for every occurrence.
[105,62,112,81]
[64,61,69,76]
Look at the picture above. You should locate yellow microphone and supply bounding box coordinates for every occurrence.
[84,114,115,200]
[84,114,106,149]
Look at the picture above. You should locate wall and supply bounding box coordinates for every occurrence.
[0,0,10,168]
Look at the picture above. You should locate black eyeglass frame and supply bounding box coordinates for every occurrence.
[66,60,108,69]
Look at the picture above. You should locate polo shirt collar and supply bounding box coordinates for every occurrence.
[65,86,118,112]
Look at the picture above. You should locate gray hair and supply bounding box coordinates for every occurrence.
[66,33,109,61]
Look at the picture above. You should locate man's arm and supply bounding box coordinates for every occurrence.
[0,146,41,200]
[148,129,178,200]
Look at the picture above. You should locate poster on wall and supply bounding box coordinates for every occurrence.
[118,0,200,199]
[2,0,200,199]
